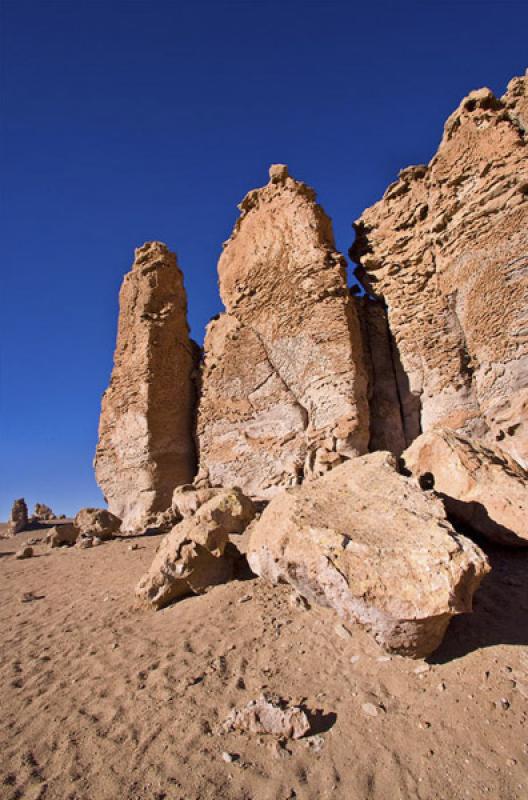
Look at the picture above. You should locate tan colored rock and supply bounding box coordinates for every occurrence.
[74,508,121,540]
[47,523,79,547]
[223,695,311,739]
[403,429,528,547]
[247,452,489,657]
[15,546,33,560]
[351,74,528,467]
[172,485,256,520]
[197,165,369,498]
[95,242,198,531]
[7,498,28,536]
[33,503,54,521]
[136,489,257,609]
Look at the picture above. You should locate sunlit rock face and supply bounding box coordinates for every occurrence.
[352,73,528,468]
[95,242,198,531]
[196,165,370,498]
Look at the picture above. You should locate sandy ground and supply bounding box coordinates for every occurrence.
[0,522,527,800]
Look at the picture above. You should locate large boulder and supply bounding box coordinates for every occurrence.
[74,508,121,540]
[47,523,79,547]
[33,503,54,521]
[7,498,28,535]
[196,164,369,498]
[95,242,199,531]
[136,490,257,609]
[247,452,489,658]
[403,429,528,547]
[172,485,256,521]
[351,74,528,468]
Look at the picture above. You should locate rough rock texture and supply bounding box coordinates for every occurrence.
[33,503,54,521]
[172,485,256,521]
[95,242,198,531]
[74,508,121,541]
[197,165,369,498]
[47,524,79,548]
[223,696,311,739]
[351,74,528,466]
[15,546,33,560]
[247,452,489,657]
[136,489,257,609]
[7,499,28,536]
[403,429,528,547]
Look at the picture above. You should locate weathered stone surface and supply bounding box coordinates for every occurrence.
[33,503,54,521]
[197,165,369,498]
[223,696,311,739]
[247,452,489,657]
[403,429,528,547]
[15,546,33,560]
[136,490,257,609]
[47,523,79,548]
[95,242,198,531]
[7,498,28,536]
[172,485,256,521]
[74,508,121,540]
[351,74,528,467]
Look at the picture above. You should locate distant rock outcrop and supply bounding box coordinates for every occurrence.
[247,451,490,657]
[352,73,528,467]
[197,165,369,498]
[33,503,54,521]
[95,242,199,531]
[7,498,28,536]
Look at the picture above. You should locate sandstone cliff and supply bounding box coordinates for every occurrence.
[352,73,528,467]
[95,242,198,530]
[196,165,369,497]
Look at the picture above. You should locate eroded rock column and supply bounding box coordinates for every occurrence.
[95,242,198,530]
[352,73,528,467]
[197,165,369,497]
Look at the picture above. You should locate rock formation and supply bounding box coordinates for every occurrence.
[402,429,528,547]
[74,508,121,540]
[352,73,528,466]
[247,451,489,657]
[95,242,198,530]
[196,165,369,498]
[136,489,256,609]
[46,523,79,547]
[33,503,54,521]
[7,498,28,535]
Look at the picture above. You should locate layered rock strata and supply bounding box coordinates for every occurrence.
[352,74,528,466]
[95,242,198,530]
[197,165,369,497]
[403,429,528,547]
[247,452,489,658]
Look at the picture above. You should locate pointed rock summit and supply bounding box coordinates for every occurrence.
[352,73,528,467]
[196,164,369,497]
[95,242,198,530]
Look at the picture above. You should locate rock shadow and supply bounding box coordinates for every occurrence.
[301,706,338,735]
[428,536,528,664]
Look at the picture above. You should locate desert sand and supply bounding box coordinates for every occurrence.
[1,522,526,800]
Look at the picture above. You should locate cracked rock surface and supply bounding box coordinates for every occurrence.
[95,242,199,531]
[352,73,528,467]
[197,165,369,498]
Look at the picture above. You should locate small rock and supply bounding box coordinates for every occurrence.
[305,734,325,752]
[350,655,361,664]
[15,546,33,560]
[223,695,311,739]
[21,592,37,603]
[361,702,380,717]
[377,656,391,662]
[414,664,430,674]
[238,594,252,604]
[222,752,235,763]
[128,543,139,551]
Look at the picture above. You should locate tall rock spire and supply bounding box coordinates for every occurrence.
[352,73,528,468]
[196,165,369,497]
[95,242,198,530]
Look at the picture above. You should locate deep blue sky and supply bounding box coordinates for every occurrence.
[1,1,526,519]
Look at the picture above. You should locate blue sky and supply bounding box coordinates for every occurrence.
[1,0,527,518]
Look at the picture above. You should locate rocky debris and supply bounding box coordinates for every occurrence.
[403,429,528,546]
[33,503,54,521]
[76,533,103,549]
[74,508,121,541]
[136,489,257,609]
[222,695,311,739]
[351,74,528,467]
[15,546,33,560]
[138,507,182,535]
[46,523,79,548]
[95,242,199,531]
[172,486,256,523]
[7,498,28,536]
[197,164,369,499]
[247,451,489,658]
